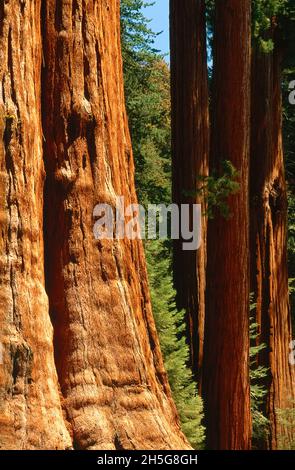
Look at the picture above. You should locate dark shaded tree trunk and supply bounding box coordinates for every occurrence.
[170,0,209,382]
[0,0,71,449]
[250,41,295,450]
[202,0,252,450]
[42,0,190,450]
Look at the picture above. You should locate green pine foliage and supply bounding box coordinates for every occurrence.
[146,240,205,449]
[249,298,270,447]
[121,0,205,448]
[189,160,240,219]
[121,0,171,207]
[251,0,295,53]
[252,0,287,51]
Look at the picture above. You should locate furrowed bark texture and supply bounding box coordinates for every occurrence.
[0,0,72,449]
[202,0,252,450]
[170,0,209,382]
[42,0,190,450]
[251,44,295,449]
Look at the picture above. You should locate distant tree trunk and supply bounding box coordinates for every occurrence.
[0,0,71,449]
[202,0,252,450]
[250,39,295,449]
[170,0,209,382]
[42,0,189,450]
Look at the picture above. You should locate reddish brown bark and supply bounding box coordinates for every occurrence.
[42,0,190,450]
[0,0,71,449]
[250,42,295,449]
[202,0,252,450]
[170,0,209,381]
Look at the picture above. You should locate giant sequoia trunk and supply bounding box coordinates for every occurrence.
[251,42,295,449]
[170,0,209,381]
[202,0,252,450]
[0,0,71,449]
[42,0,189,450]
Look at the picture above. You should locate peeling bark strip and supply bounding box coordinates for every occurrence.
[202,0,252,450]
[170,0,209,383]
[0,0,71,449]
[42,0,189,450]
[251,44,295,449]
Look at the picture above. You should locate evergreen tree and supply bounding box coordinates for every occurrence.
[249,298,270,447]
[121,0,171,207]
[146,240,205,449]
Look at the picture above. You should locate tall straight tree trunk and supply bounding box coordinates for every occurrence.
[202,0,252,450]
[0,0,71,449]
[42,0,189,450]
[170,0,209,381]
[251,41,295,449]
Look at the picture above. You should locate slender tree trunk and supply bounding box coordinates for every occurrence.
[42,0,189,450]
[250,41,295,449]
[202,0,252,450]
[170,0,209,382]
[0,0,71,449]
